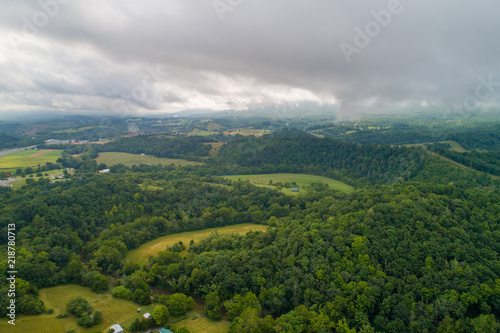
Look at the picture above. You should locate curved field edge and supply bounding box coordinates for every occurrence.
[224,173,355,194]
[95,152,204,167]
[126,223,269,264]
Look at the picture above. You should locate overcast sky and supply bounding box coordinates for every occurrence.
[1,0,499,118]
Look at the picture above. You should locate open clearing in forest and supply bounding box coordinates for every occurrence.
[126,223,268,264]
[0,149,62,169]
[224,128,271,136]
[204,142,225,157]
[95,152,204,167]
[171,314,230,333]
[401,141,469,152]
[0,284,158,333]
[11,169,73,190]
[0,284,227,333]
[224,173,354,195]
[440,141,469,152]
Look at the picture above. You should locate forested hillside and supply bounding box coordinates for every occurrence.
[1,129,500,332]
[99,135,214,161]
[216,130,426,185]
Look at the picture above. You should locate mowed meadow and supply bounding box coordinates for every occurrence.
[0,285,149,333]
[126,223,269,265]
[0,149,62,169]
[224,173,355,195]
[0,284,230,333]
[95,152,204,167]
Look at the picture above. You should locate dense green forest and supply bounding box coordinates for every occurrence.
[215,129,426,185]
[1,126,500,332]
[429,145,500,176]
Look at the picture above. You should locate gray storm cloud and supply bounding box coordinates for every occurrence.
[0,0,499,117]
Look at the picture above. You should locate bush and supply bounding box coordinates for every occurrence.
[133,289,151,305]
[112,285,133,300]
[77,314,93,327]
[66,297,91,318]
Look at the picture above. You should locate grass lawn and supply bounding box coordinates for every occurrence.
[95,152,204,167]
[0,284,159,333]
[0,149,62,169]
[224,173,354,194]
[171,315,230,333]
[126,223,269,265]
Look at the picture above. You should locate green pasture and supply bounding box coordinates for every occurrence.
[224,173,354,194]
[0,284,156,333]
[0,149,62,169]
[11,169,72,190]
[171,315,230,333]
[126,223,268,265]
[95,152,204,167]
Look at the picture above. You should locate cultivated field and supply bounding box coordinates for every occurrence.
[95,152,204,167]
[0,149,62,169]
[126,223,269,264]
[224,173,355,194]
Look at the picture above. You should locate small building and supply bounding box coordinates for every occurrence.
[143,312,151,319]
[99,169,110,173]
[110,324,124,333]
[292,187,299,192]
[5,172,11,177]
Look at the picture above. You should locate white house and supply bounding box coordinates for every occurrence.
[110,324,123,333]
[143,312,151,319]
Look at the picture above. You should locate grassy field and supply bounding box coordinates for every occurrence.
[126,223,269,265]
[11,169,73,189]
[187,129,219,136]
[204,142,225,158]
[95,152,204,167]
[440,140,469,152]
[224,173,354,194]
[224,128,271,136]
[0,284,157,333]
[0,149,62,169]
[400,141,469,152]
[171,315,230,333]
[51,125,103,134]
[0,284,231,333]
